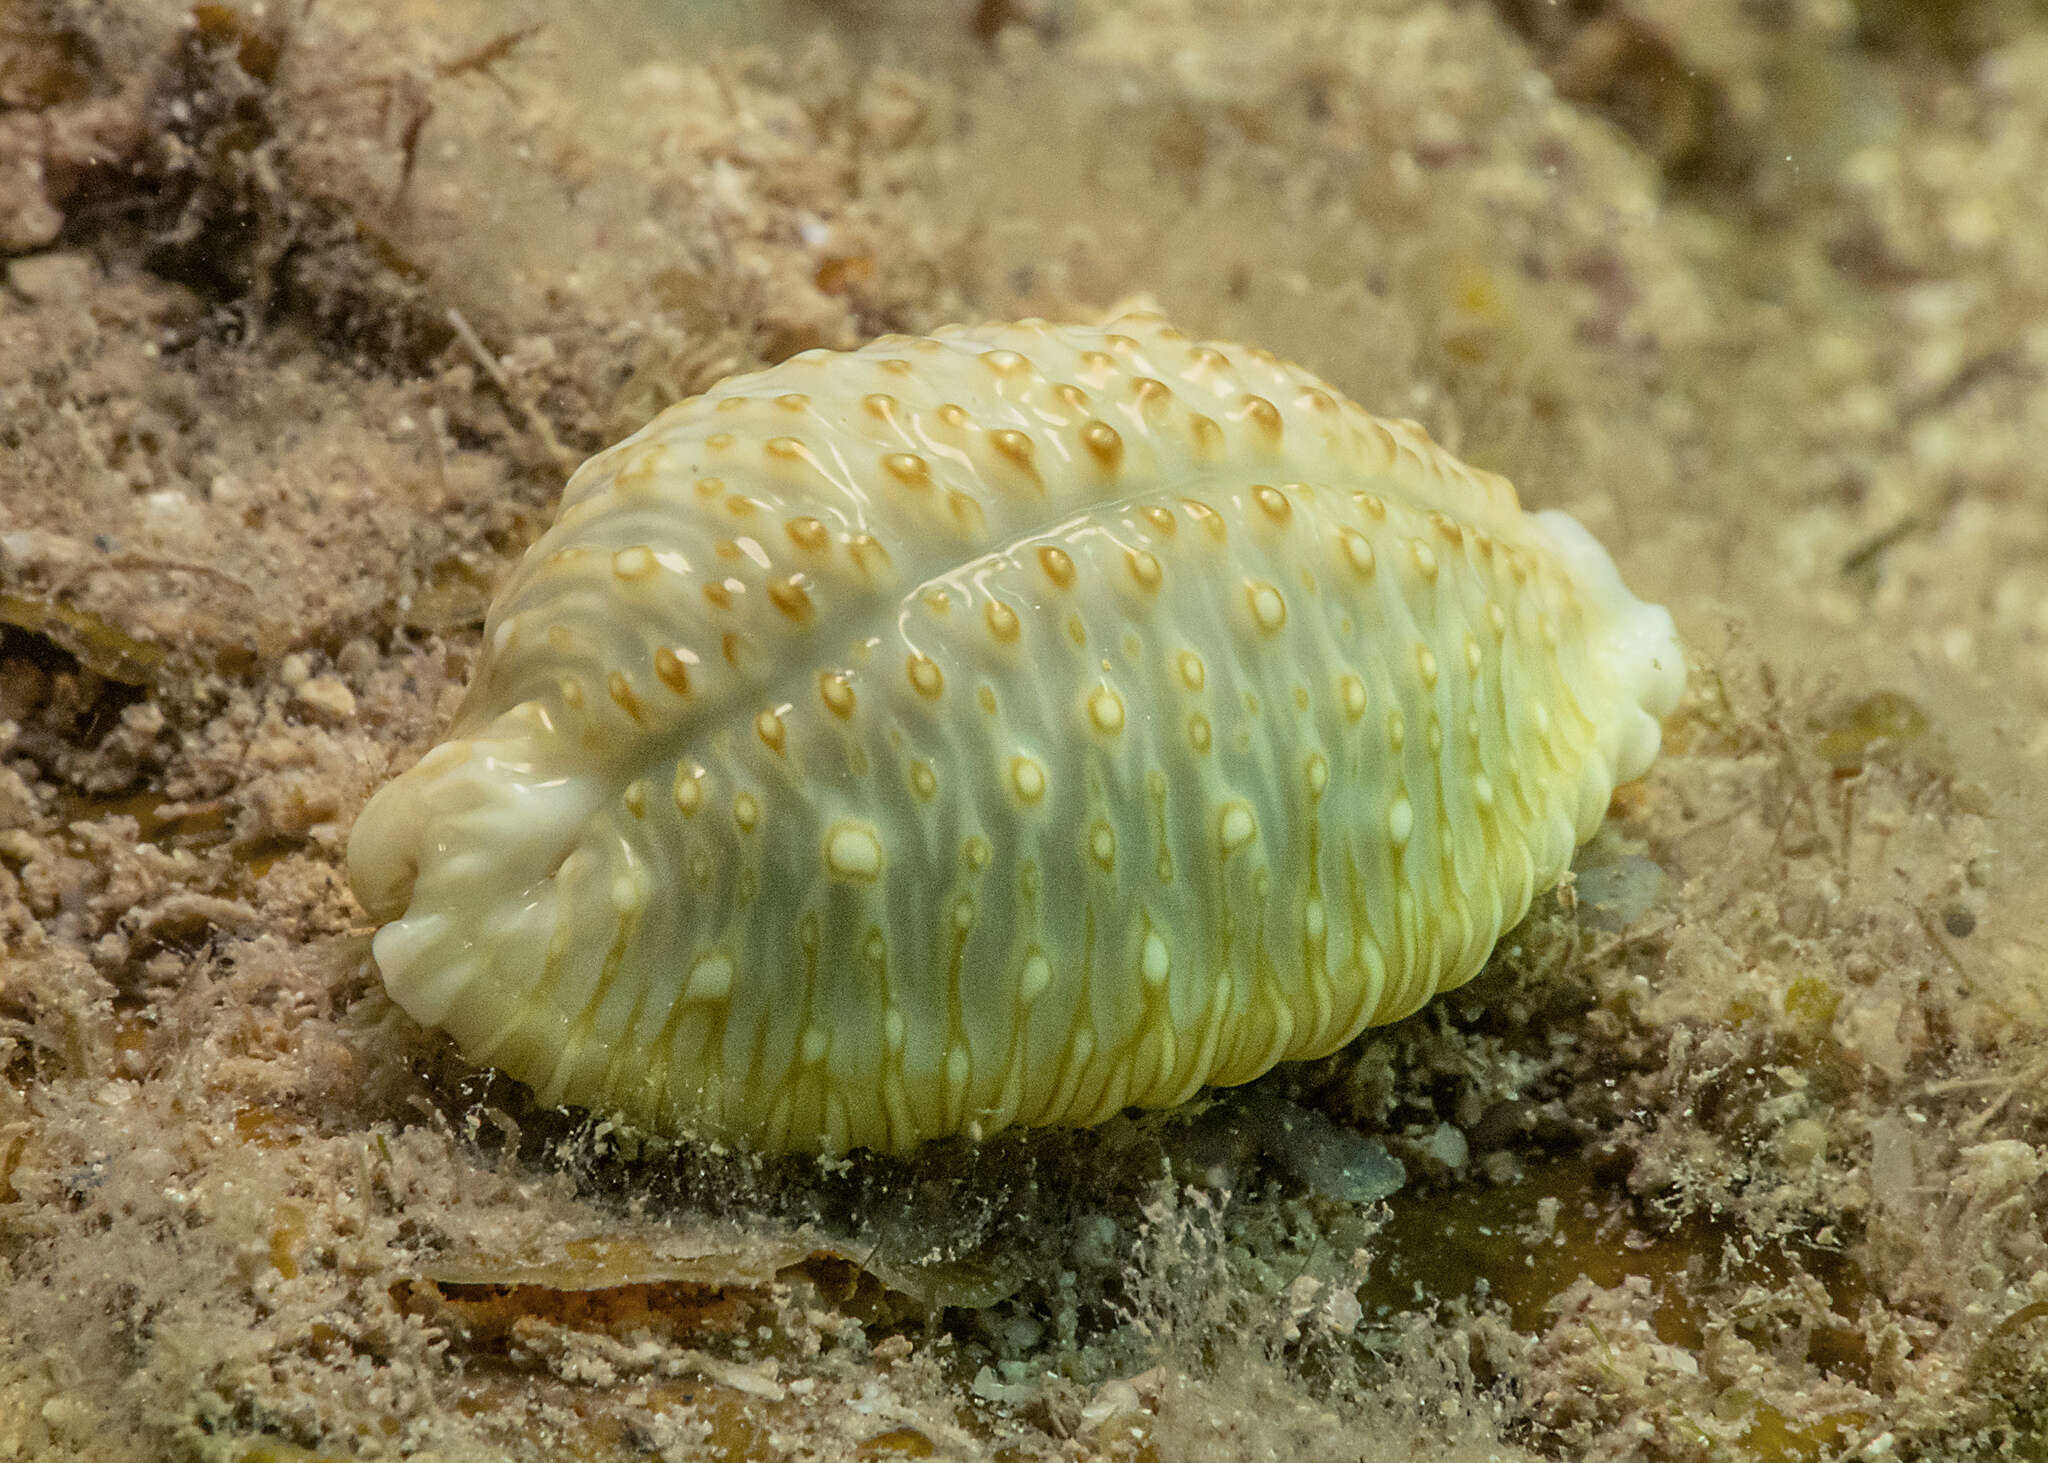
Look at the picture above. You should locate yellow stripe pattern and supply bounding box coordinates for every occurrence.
[347,314,1683,1154]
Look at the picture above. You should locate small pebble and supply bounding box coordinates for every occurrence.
[295,677,357,723]
[1421,1121,1469,1172]
[1573,849,1667,933]
[5,250,94,305]
[335,638,379,679]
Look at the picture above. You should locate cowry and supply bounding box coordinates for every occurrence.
[348,314,1683,1155]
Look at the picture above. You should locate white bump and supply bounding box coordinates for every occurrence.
[1389,796,1413,848]
[1246,580,1287,633]
[1010,755,1046,804]
[825,820,884,881]
[1340,527,1376,576]
[1219,800,1257,853]
[946,1043,970,1095]
[1473,774,1495,809]
[1305,897,1325,941]
[885,1007,906,1053]
[684,953,734,1002]
[1018,952,1054,1006]
[1087,683,1126,734]
[1141,931,1170,989]
[802,1026,829,1065]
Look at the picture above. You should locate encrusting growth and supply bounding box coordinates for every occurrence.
[347,313,1684,1155]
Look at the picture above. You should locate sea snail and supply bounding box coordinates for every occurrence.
[348,313,1683,1155]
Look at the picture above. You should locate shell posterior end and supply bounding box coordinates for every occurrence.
[1529,508,1684,786]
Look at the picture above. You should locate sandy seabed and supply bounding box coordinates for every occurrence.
[3,0,2048,1458]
